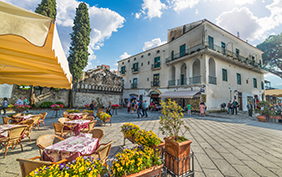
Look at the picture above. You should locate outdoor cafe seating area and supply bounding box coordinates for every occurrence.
[0,110,112,177]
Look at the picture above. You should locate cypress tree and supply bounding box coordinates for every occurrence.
[35,0,57,19]
[68,2,91,83]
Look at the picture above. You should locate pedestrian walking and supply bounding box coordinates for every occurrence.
[136,100,143,118]
[106,101,112,116]
[131,100,135,114]
[247,102,253,117]
[227,101,233,114]
[0,97,8,115]
[232,99,239,115]
[127,101,131,114]
[199,102,205,116]
[187,102,191,115]
[144,100,148,117]
[141,101,146,117]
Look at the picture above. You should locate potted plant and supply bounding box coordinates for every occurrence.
[94,97,104,113]
[97,111,111,126]
[50,104,64,110]
[27,156,103,177]
[121,123,140,142]
[111,145,162,177]
[256,101,270,122]
[82,109,94,116]
[134,129,162,148]
[269,110,281,121]
[159,99,191,175]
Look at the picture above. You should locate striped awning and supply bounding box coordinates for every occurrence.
[264,89,282,97]
[159,90,200,98]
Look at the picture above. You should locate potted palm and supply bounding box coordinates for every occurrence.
[159,99,191,175]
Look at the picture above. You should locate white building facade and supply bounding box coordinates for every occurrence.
[118,19,267,111]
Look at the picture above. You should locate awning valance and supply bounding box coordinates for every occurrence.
[159,90,200,98]
[0,1,72,89]
[264,89,282,97]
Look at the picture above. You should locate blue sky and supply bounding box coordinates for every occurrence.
[3,0,282,88]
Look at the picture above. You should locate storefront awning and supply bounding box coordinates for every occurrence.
[159,90,200,98]
[264,89,282,97]
[0,1,72,89]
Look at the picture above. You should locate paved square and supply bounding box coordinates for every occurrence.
[1,109,282,177]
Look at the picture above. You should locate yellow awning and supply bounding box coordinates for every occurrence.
[0,1,72,89]
[264,89,282,97]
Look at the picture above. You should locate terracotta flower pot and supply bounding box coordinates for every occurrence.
[270,115,281,119]
[124,165,163,177]
[164,137,192,175]
[104,116,111,122]
[257,115,267,122]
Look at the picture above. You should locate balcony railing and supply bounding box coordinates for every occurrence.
[189,76,201,85]
[120,70,126,75]
[151,62,161,70]
[165,42,263,69]
[132,68,139,74]
[177,78,187,86]
[151,81,160,87]
[131,83,138,89]
[168,80,176,87]
[208,76,217,85]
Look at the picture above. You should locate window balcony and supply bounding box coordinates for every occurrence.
[131,68,139,74]
[119,70,126,75]
[151,81,160,87]
[131,83,138,89]
[177,78,187,86]
[168,80,176,87]
[189,76,201,85]
[151,62,161,70]
[208,76,217,85]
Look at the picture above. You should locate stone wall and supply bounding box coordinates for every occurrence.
[8,85,31,104]
[74,92,122,107]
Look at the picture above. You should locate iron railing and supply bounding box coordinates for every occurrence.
[189,76,201,85]
[151,81,160,87]
[152,62,161,69]
[131,83,138,88]
[208,76,217,85]
[177,78,187,86]
[168,80,176,87]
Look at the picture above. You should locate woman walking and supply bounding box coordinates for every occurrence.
[199,102,206,117]
[127,101,131,114]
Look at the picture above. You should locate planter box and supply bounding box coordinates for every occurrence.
[270,115,281,119]
[164,137,192,175]
[257,115,267,122]
[124,165,163,177]
[97,109,104,113]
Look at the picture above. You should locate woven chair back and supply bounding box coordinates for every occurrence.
[8,125,27,140]
[52,123,64,132]
[58,117,70,124]
[88,120,97,130]
[96,140,114,161]
[89,128,104,141]
[2,117,10,124]
[39,112,47,120]
[63,112,68,118]
[17,158,52,177]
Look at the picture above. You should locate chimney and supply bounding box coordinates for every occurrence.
[237,32,240,38]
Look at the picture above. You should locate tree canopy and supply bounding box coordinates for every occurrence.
[35,0,57,19]
[67,2,91,83]
[257,33,282,78]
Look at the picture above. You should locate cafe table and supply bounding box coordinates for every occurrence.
[67,112,85,119]
[0,124,21,137]
[64,120,90,136]
[43,134,99,162]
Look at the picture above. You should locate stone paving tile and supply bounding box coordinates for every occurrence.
[1,108,282,177]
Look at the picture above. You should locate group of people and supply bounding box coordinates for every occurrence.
[88,101,112,116]
[127,100,149,118]
[227,100,239,115]
[16,97,29,106]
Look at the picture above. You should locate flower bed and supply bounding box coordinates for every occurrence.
[82,110,94,113]
[135,129,161,147]
[66,109,80,113]
[97,111,111,122]
[111,104,120,108]
[121,123,140,139]
[111,145,162,177]
[50,104,64,109]
[27,156,103,177]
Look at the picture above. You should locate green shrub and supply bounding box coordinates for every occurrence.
[40,101,54,108]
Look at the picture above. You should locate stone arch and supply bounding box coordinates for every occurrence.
[192,59,200,77]
[180,63,187,85]
[209,58,216,76]
[149,89,162,95]
[169,65,176,80]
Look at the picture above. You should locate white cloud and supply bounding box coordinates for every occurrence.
[56,0,79,27]
[119,52,131,59]
[233,0,256,5]
[142,38,166,51]
[88,6,125,51]
[114,63,118,66]
[135,12,141,19]
[141,0,167,19]
[170,0,199,12]
[195,9,199,15]
[216,0,282,41]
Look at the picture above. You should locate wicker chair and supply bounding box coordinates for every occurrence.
[58,117,70,124]
[52,123,72,138]
[18,119,34,142]
[38,112,47,127]
[17,156,67,177]
[83,116,94,121]
[89,128,104,141]
[83,140,114,176]
[12,113,22,118]
[81,113,88,119]
[0,125,27,158]
[36,134,64,156]
[31,116,41,130]
[63,111,68,118]
[2,116,11,124]
[80,120,97,133]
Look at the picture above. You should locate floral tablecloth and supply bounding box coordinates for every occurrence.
[43,135,99,162]
[68,113,84,119]
[64,120,90,136]
[0,124,21,137]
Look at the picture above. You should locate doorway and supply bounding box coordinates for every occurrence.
[238,92,242,110]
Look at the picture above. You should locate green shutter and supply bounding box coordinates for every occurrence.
[180,44,186,57]
[253,78,257,88]
[222,69,227,81]
[261,81,264,90]
[208,36,214,50]
[237,73,241,85]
